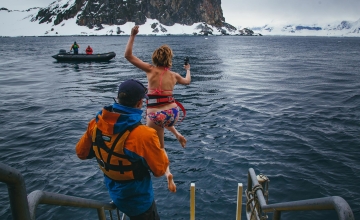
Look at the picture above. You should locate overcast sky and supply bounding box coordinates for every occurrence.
[1,0,360,27]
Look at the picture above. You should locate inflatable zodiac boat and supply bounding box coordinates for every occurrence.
[52,49,116,62]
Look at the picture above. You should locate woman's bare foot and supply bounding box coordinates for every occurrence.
[176,135,187,148]
[167,173,177,193]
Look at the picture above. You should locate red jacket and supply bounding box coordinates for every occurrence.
[86,47,93,54]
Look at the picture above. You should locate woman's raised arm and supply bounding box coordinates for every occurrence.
[175,64,191,85]
[124,26,152,72]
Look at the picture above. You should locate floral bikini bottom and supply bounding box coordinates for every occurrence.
[147,107,180,128]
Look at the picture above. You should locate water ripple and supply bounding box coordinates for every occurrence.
[0,36,360,220]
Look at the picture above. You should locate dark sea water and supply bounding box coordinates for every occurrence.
[0,35,359,220]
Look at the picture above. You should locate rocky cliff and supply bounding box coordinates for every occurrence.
[33,0,225,29]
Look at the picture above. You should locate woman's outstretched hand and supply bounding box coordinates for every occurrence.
[131,25,139,36]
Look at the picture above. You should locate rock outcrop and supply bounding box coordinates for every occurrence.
[32,0,225,29]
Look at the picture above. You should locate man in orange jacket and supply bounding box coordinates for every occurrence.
[85,45,93,54]
[76,79,169,220]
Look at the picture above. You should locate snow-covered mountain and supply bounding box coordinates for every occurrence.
[248,19,360,37]
[1,3,360,37]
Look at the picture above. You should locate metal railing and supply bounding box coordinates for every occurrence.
[0,162,31,220]
[246,168,355,220]
[2,161,355,220]
[27,190,120,220]
[0,162,123,220]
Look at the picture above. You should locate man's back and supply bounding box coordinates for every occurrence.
[76,79,167,219]
[76,102,169,217]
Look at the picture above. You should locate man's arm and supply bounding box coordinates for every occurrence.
[75,119,96,160]
[145,131,169,177]
[126,126,169,177]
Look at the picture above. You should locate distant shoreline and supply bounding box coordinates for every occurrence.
[2,35,360,38]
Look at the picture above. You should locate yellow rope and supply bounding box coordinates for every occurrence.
[246,184,268,220]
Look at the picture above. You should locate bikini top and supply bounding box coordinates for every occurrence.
[147,67,175,107]
[148,67,173,95]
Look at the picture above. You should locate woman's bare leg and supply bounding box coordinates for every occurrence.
[165,126,186,148]
[147,117,176,193]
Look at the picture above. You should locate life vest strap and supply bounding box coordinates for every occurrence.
[95,145,129,159]
[95,128,127,171]
[147,96,175,105]
[95,130,128,158]
[96,157,133,173]
[175,100,186,122]
[93,122,141,173]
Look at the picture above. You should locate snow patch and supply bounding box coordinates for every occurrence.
[1,8,360,37]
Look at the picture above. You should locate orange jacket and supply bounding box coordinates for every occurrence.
[86,47,93,54]
[76,108,169,178]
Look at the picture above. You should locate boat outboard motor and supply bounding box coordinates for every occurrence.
[59,49,67,54]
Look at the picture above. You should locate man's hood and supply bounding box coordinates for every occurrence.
[95,103,143,135]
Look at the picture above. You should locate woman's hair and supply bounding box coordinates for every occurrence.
[152,45,173,67]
